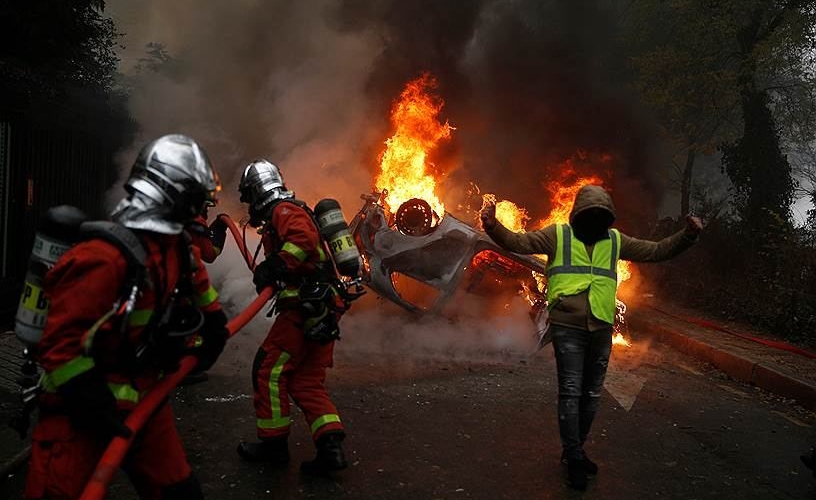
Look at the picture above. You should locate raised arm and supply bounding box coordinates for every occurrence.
[481,200,557,257]
[620,215,702,262]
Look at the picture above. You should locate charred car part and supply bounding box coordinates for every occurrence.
[349,191,550,337]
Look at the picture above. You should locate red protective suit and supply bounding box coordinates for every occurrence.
[252,201,344,442]
[187,215,222,264]
[25,232,222,499]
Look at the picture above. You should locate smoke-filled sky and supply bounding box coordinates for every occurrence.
[107,0,670,230]
[104,0,692,359]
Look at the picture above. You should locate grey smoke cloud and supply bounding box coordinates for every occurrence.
[108,0,382,214]
[106,0,666,358]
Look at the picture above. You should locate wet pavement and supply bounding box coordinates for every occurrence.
[2,296,815,499]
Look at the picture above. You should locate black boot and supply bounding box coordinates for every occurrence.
[582,452,598,476]
[301,432,347,475]
[567,458,588,491]
[237,437,290,464]
[802,447,816,477]
[560,450,598,476]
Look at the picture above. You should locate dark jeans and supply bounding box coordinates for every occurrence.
[551,324,612,460]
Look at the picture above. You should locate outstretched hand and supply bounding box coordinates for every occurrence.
[480,202,497,231]
[685,214,703,235]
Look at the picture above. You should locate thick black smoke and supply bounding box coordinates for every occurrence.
[109,0,663,229]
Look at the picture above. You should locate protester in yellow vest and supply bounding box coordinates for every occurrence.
[481,184,703,491]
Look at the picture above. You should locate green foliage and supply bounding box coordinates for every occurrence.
[626,0,742,152]
[629,0,816,343]
[721,90,795,235]
[647,213,816,346]
[0,0,121,102]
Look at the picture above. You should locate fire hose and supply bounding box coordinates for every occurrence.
[79,214,273,500]
[217,213,255,268]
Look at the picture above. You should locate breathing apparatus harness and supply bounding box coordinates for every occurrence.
[246,198,365,344]
[10,219,204,438]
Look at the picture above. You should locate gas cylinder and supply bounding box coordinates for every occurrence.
[15,205,88,345]
[313,198,361,277]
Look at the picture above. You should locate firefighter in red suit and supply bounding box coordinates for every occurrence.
[235,159,347,474]
[183,207,228,385]
[24,134,228,500]
[187,208,227,264]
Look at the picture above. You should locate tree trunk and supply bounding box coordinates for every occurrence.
[680,148,696,218]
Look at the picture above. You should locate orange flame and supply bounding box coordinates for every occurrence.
[482,193,529,233]
[375,74,452,217]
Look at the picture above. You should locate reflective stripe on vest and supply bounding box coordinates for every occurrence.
[282,242,308,262]
[108,382,140,404]
[546,224,621,324]
[194,285,219,307]
[41,356,96,391]
[41,368,140,404]
[128,309,153,327]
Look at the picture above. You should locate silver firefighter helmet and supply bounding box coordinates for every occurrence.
[239,159,293,211]
[111,134,221,234]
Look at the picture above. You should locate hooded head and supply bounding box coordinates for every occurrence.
[569,185,616,244]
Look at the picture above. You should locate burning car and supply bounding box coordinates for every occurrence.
[349,190,552,343]
[348,73,632,348]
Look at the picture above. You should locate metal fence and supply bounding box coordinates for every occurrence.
[0,114,121,329]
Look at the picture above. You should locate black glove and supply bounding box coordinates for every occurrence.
[209,216,228,250]
[58,369,132,442]
[194,310,228,371]
[253,254,290,293]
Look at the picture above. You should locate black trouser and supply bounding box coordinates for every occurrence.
[551,324,612,460]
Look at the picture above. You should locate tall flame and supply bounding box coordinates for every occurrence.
[375,74,452,216]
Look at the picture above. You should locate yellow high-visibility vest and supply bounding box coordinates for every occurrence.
[546,224,621,324]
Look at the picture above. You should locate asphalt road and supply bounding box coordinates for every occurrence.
[2,298,815,499]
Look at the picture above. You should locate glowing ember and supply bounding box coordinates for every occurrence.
[612,332,632,347]
[617,260,632,286]
[375,73,452,217]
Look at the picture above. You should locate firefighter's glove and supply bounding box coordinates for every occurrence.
[194,310,229,371]
[58,369,132,442]
[209,216,229,250]
[253,255,290,293]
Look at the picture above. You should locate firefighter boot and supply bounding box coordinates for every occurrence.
[236,437,290,464]
[300,432,347,475]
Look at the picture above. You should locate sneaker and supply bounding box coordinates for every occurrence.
[237,438,290,464]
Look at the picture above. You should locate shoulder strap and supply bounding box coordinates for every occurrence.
[262,198,320,236]
[79,221,148,271]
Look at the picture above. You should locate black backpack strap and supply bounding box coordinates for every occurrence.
[79,221,148,271]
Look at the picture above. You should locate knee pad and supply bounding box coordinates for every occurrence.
[161,474,204,500]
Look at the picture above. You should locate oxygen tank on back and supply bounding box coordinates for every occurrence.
[313,199,361,278]
[15,205,89,345]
